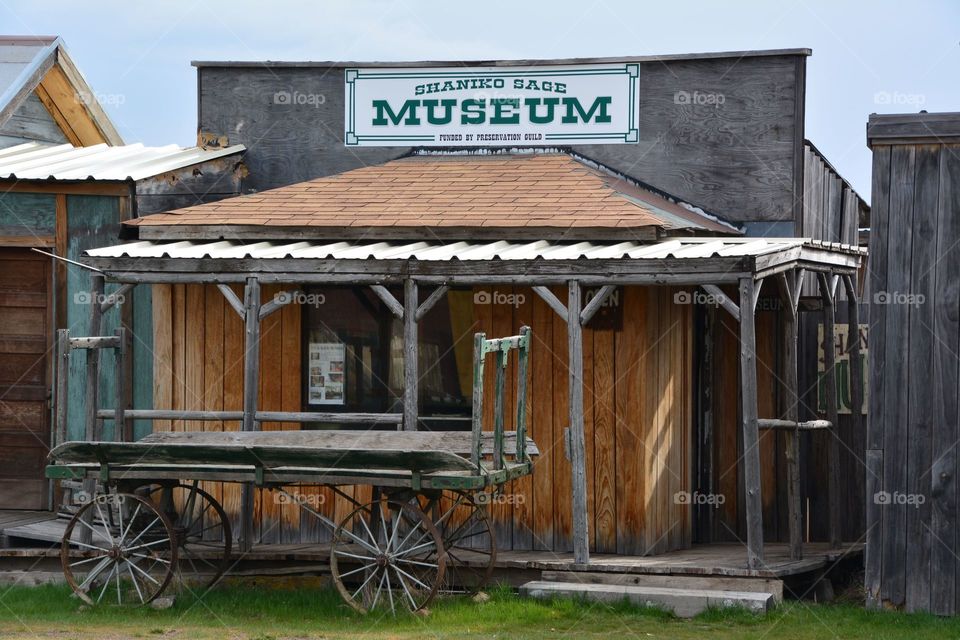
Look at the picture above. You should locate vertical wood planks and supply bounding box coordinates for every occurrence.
[221,284,244,542]
[257,284,283,544]
[614,286,645,555]
[592,314,617,553]
[530,290,555,551]
[202,284,224,540]
[551,285,572,552]
[904,145,939,610]
[929,144,960,615]
[881,145,915,607]
[865,144,891,608]
[279,295,302,544]
[512,290,535,550]
[152,284,173,433]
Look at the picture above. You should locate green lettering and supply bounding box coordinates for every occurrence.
[460,99,486,125]
[422,99,457,125]
[527,97,560,124]
[372,99,421,126]
[561,96,612,124]
[491,98,520,125]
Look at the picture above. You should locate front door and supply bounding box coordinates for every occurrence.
[0,248,50,509]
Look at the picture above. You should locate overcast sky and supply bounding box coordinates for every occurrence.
[2,0,957,200]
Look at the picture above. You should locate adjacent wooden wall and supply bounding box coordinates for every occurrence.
[866,120,960,614]
[154,283,694,554]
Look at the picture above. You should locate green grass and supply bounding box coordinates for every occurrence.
[0,583,958,639]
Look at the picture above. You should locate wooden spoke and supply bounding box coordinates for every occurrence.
[330,497,445,614]
[417,490,496,594]
[61,493,177,606]
[144,483,232,593]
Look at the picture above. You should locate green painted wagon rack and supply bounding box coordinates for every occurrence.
[45,327,535,614]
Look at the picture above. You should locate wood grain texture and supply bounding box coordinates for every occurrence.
[530,290,555,551]
[880,145,916,607]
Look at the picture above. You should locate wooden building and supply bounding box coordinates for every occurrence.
[180,50,871,551]
[20,51,871,581]
[0,141,246,510]
[866,111,960,614]
[74,148,865,571]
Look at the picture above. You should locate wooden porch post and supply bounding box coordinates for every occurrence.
[818,273,841,548]
[739,276,764,569]
[567,280,590,564]
[777,270,803,560]
[84,274,105,441]
[79,274,105,547]
[403,278,419,431]
[240,276,261,551]
[843,275,863,447]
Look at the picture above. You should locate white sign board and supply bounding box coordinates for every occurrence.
[308,342,345,405]
[345,64,639,147]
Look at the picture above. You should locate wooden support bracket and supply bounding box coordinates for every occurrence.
[579,284,616,326]
[415,285,449,322]
[533,285,568,320]
[99,283,134,313]
[259,289,301,320]
[217,284,245,318]
[371,284,404,318]
[701,284,740,321]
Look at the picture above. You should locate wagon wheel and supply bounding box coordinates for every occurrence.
[60,493,177,606]
[417,491,496,594]
[330,498,446,614]
[144,483,232,592]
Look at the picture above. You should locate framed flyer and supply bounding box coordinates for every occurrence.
[307,342,346,405]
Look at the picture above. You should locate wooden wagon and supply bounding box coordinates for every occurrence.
[45,328,535,613]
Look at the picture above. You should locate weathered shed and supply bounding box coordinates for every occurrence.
[0,141,245,509]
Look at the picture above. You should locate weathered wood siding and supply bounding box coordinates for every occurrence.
[196,52,807,225]
[155,284,694,553]
[866,112,960,614]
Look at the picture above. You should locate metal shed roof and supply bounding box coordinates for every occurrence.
[0,141,245,182]
[87,237,865,262]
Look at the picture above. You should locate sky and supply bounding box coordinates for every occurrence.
[1,0,957,200]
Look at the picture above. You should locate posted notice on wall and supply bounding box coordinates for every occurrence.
[308,343,345,405]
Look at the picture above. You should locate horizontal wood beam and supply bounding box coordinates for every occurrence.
[532,285,568,320]
[0,235,55,248]
[370,284,404,318]
[757,418,833,431]
[96,409,404,425]
[69,336,120,350]
[0,181,131,197]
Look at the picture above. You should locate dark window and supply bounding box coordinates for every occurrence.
[301,286,475,430]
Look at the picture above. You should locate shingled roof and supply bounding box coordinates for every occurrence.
[128,151,739,241]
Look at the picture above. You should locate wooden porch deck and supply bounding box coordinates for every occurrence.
[0,507,861,581]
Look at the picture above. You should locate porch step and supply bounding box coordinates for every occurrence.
[519,580,775,618]
[540,570,784,604]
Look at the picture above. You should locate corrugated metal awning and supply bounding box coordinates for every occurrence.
[87,237,865,261]
[0,142,245,181]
